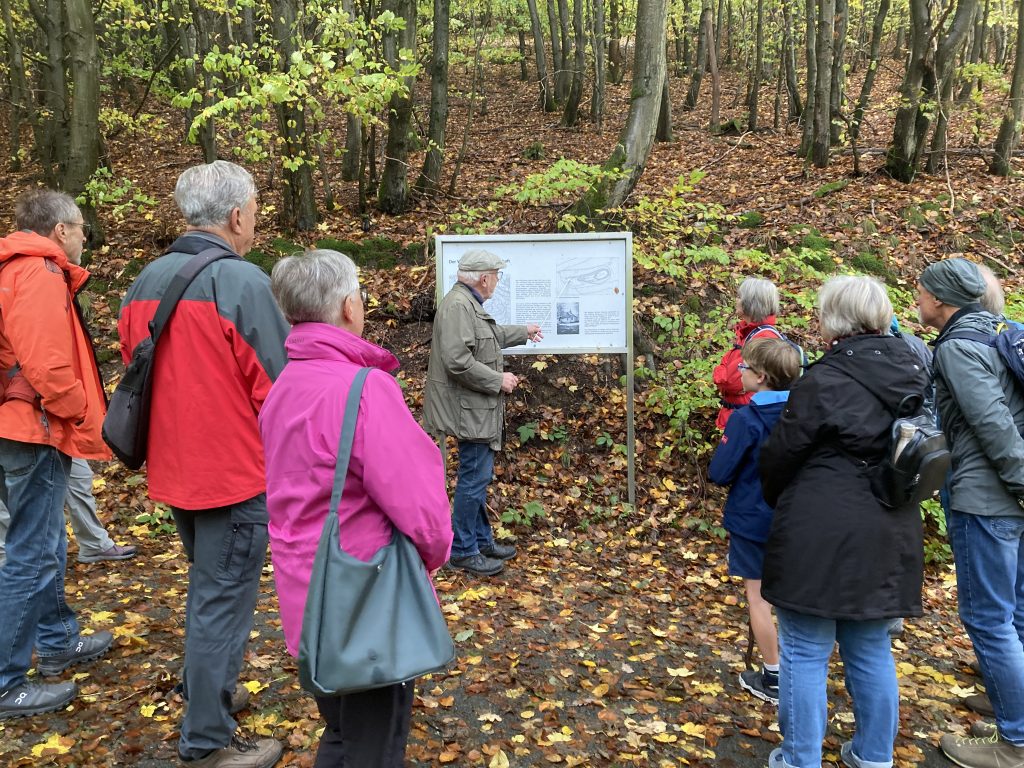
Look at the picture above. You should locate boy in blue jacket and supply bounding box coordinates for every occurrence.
[708,336,801,705]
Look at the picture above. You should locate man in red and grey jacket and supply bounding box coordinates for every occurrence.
[118,161,288,768]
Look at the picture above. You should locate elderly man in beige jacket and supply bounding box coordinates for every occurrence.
[423,250,542,576]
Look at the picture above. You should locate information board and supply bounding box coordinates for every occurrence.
[435,233,632,354]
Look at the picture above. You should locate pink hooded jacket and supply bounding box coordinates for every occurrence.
[259,322,453,657]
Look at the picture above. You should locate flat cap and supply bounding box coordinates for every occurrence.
[458,249,507,272]
[920,258,985,309]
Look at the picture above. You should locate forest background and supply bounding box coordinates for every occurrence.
[0,0,1023,762]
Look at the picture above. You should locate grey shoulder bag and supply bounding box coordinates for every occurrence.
[298,367,455,696]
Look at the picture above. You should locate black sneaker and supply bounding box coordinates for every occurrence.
[36,630,113,677]
[449,554,504,576]
[739,667,779,705]
[480,542,517,561]
[0,681,78,719]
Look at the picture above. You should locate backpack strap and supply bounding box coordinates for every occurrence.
[148,247,239,344]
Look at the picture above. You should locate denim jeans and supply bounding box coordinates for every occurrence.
[0,439,78,691]
[776,608,898,768]
[451,441,495,559]
[948,510,1024,745]
[173,496,269,759]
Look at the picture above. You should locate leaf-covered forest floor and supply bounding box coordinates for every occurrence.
[0,51,1021,766]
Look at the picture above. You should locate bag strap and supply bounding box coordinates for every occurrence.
[149,247,238,344]
[329,368,373,532]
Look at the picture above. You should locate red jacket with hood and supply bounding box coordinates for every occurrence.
[0,231,110,459]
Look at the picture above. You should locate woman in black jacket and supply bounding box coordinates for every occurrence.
[759,275,929,768]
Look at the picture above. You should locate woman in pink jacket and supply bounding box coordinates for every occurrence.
[259,249,453,767]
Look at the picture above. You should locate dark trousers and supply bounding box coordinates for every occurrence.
[313,681,415,767]
[173,495,269,760]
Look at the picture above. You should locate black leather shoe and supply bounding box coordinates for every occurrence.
[36,630,113,677]
[0,681,78,719]
[480,543,517,561]
[450,554,504,576]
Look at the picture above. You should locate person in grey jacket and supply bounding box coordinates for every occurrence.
[918,258,1024,768]
[423,250,542,577]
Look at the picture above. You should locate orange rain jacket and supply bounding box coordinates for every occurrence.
[0,231,110,460]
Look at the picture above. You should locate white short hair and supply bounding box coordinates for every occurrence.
[457,270,484,284]
[174,160,256,227]
[818,275,893,341]
[271,249,359,325]
[738,277,780,323]
[978,264,1006,316]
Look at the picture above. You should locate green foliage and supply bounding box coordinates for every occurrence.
[98,108,166,137]
[737,210,764,228]
[517,421,567,445]
[921,499,952,564]
[791,225,834,253]
[500,500,546,527]
[496,158,625,231]
[523,141,546,160]
[618,171,730,246]
[134,501,177,537]
[850,251,897,280]
[79,168,157,221]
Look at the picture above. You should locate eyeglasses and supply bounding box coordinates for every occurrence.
[488,271,503,282]
[354,287,368,305]
[64,221,91,238]
[737,363,757,372]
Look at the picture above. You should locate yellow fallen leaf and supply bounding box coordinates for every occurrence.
[591,683,610,698]
[648,626,668,637]
[140,703,157,717]
[87,611,116,623]
[31,734,74,757]
[478,713,503,722]
[667,667,695,677]
[654,733,679,743]
[681,722,706,738]
[243,680,268,694]
[439,750,460,763]
[662,478,677,491]
[489,750,510,768]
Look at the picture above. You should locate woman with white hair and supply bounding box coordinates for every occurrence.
[259,249,453,766]
[713,277,784,430]
[758,275,929,768]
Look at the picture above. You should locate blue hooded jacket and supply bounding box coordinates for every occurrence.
[708,391,788,542]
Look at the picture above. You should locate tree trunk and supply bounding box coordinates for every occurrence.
[799,0,818,157]
[1,0,29,170]
[518,30,530,80]
[271,0,317,230]
[609,0,624,83]
[747,0,764,129]
[707,6,721,130]
[562,0,587,125]
[812,0,835,166]
[685,0,712,108]
[715,0,725,65]
[377,0,417,214]
[341,0,362,181]
[828,0,848,145]
[782,0,802,119]
[591,0,606,126]
[187,0,218,161]
[416,0,449,194]
[657,78,673,139]
[527,0,555,110]
[548,0,567,100]
[575,0,667,214]
[990,0,1024,174]
[850,0,889,142]
[957,1,985,103]
[63,0,100,196]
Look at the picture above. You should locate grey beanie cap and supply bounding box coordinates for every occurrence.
[920,258,986,308]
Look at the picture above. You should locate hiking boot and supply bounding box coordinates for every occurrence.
[965,692,996,718]
[480,542,517,561]
[0,681,78,719]
[449,553,504,576]
[739,667,779,705]
[181,732,282,767]
[172,681,250,715]
[78,543,137,563]
[36,630,113,677]
[940,730,1024,768]
[972,722,998,739]
[887,618,905,637]
[840,741,878,768]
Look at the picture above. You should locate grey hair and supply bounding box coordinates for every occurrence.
[817,275,893,342]
[174,160,257,227]
[457,270,484,284]
[978,264,1006,316]
[13,188,81,235]
[271,249,359,325]
[738,277,780,323]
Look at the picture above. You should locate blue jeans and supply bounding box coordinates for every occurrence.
[0,439,78,691]
[451,441,495,559]
[948,510,1024,745]
[776,609,897,768]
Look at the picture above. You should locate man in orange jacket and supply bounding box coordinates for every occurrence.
[0,189,114,720]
